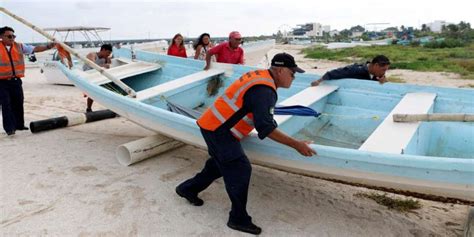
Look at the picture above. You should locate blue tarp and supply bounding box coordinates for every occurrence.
[168,101,321,119]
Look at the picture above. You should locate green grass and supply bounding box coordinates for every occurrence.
[354,192,422,212]
[303,43,474,79]
[387,75,406,83]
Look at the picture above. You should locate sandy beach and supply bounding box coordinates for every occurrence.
[1,44,471,236]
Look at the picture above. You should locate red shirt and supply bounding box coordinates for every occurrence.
[208,42,244,64]
[167,44,187,58]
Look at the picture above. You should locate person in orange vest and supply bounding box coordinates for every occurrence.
[0,26,55,136]
[176,53,317,235]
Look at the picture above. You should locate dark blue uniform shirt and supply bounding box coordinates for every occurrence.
[322,63,377,81]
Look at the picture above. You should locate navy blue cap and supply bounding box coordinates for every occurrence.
[271,53,305,73]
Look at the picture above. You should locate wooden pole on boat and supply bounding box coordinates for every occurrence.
[0,7,137,98]
[393,113,474,122]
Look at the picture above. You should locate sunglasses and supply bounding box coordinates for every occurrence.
[284,67,295,78]
[289,69,295,78]
[4,34,16,39]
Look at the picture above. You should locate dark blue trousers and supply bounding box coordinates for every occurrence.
[0,78,25,134]
[178,128,253,225]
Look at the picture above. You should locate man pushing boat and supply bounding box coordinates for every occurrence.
[176,53,316,235]
[311,55,391,86]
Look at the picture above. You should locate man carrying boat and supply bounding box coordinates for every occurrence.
[83,44,113,112]
[203,31,244,70]
[311,55,391,86]
[176,53,316,235]
[0,26,55,136]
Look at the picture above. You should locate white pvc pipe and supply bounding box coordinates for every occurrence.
[465,207,474,237]
[116,135,184,166]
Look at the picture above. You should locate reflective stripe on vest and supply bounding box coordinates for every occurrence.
[197,69,276,140]
[0,42,25,79]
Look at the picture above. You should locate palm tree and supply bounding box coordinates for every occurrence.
[421,24,430,32]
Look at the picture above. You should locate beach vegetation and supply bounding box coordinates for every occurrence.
[387,75,405,83]
[303,43,474,79]
[355,192,422,212]
[300,21,474,78]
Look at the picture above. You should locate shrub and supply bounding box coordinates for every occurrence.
[424,38,465,48]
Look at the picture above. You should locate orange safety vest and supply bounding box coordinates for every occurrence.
[0,42,25,79]
[56,43,72,68]
[197,69,276,140]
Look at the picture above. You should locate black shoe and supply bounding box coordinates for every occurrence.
[16,126,29,131]
[86,108,92,113]
[6,130,15,136]
[175,186,203,206]
[227,221,262,235]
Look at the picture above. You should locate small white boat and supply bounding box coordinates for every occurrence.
[40,26,160,85]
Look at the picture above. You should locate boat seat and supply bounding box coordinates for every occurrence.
[359,92,437,154]
[249,85,338,136]
[136,69,225,101]
[274,85,339,125]
[76,57,161,85]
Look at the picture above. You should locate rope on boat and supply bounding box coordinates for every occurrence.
[320,113,381,120]
[100,82,128,96]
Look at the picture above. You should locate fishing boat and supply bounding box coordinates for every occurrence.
[39,26,274,85]
[58,47,474,202]
[135,38,275,67]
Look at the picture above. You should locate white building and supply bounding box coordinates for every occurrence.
[305,23,331,37]
[426,20,450,33]
[291,22,331,37]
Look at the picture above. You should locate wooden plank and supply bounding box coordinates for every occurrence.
[359,92,437,154]
[136,69,225,101]
[393,113,474,122]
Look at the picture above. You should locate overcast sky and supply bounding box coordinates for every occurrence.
[1,0,473,43]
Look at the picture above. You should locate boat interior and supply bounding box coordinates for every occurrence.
[73,57,161,85]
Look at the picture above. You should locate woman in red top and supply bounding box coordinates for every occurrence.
[167,33,187,58]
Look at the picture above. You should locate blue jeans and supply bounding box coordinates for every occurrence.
[0,78,24,133]
[178,128,253,225]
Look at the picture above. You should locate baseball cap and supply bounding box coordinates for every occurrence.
[271,53,305,73]
[229,31,242,39]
